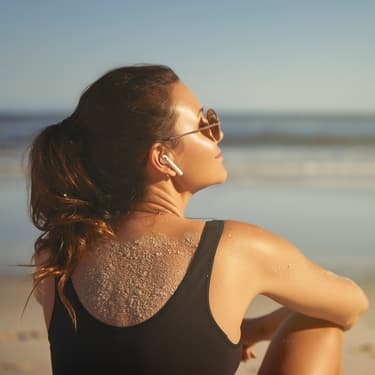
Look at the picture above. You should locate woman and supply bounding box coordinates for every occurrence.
[29,65,368,375]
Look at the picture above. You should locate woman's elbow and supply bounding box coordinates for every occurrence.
[342,293,369,331]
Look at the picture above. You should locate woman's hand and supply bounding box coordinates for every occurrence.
[240,317,263,363]
[240,307,291,363]
[240,318,261,363]
[241,342,257,362]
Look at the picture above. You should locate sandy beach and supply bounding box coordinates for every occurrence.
[0,275,373,375]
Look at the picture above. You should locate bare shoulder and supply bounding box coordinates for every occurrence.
[219,220,301,284]
[222,219,269,236]
[221,219,286,252]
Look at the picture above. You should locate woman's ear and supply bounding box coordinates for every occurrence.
[147,143,178,177]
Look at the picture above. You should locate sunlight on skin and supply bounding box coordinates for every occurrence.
[174,104,203,126]
[322,269,355,284]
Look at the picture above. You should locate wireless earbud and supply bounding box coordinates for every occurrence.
[160,154,183,176]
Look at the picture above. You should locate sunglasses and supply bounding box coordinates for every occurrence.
[159,108,223,143]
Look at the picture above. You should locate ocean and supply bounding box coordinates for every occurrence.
[1,111,374,278]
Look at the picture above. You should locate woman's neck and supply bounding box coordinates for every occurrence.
[127,205,183,217]
[130,184,191,218]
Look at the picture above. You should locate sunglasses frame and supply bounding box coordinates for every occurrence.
[158,108,223,143]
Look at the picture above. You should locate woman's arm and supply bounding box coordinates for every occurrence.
[240,307,291,362]
[241,307,291,343]
[227,220,369,331]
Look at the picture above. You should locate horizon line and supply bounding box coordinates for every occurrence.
[1,107,375,117]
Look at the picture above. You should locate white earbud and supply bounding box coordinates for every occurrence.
[160,154,183,176]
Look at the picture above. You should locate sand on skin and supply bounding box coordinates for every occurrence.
[0,275,374,375]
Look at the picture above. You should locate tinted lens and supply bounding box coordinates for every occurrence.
[206,108,217,124]
[206,109,222,141]
[209,124,221,141]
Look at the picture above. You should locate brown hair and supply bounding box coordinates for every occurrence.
[27,65,179,327]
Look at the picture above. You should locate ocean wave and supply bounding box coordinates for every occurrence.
[1,111,375,149]
[222,160,375,189]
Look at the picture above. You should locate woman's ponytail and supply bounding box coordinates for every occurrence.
[28,118,114,329]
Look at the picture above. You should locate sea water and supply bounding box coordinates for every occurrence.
[0,112,374,278]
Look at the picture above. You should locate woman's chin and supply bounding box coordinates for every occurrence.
[211,170,228,186]
[219,168,228,183]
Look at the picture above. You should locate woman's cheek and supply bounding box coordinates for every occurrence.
[180,153,227,189]
[176,137,225,188]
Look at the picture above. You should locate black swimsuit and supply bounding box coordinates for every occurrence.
[48,220,243,375]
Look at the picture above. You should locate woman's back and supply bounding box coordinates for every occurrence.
[44,218,252,374]
[38,215,369,374]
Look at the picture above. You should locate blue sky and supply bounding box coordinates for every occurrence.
[1,1,374,112]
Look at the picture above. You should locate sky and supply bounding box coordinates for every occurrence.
[1,1,374,112]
